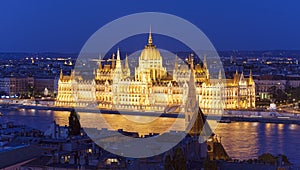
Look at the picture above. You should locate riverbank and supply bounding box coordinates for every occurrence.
[210,115,300,125]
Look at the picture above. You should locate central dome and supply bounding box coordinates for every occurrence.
[139,29,162,61]
[140,46,162,60]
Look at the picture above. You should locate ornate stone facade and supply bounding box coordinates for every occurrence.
[55,31,255,113]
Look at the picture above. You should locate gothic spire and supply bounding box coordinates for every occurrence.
[185,68,210,137]
[148,26,153,45]
[125,54,129,69]
[206,69,210,80]
[59,69,63,80]
[239,71,245,83]
[114,48,123,81]
[111,53,115,69]
[98,53,102,69]
[218,69,222,80]
[116,48,122,69]
[70,69,75,79]
[190,53,194,70]
[249,69,254,85]
[203,54,207,69]
[174,54,178,71]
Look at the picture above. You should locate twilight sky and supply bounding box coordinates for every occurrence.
[0,0,299,52]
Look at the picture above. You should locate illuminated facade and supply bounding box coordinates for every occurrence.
[55,31,255,113]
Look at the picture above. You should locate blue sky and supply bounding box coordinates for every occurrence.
[0,0,299,52]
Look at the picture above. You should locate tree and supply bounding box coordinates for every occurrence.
[164,148,187,170]
[258,153,277,165]
[278,154,291,165]
[68,109,81,136]
[27,83,34,98]
[164,154,173,170]
[173,147,186,170]
[204,157,218,170]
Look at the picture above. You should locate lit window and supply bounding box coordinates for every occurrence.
[106,158,119,165]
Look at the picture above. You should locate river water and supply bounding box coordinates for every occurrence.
[0,108,300,165]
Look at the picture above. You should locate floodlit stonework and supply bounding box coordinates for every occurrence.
[55,31,255,114]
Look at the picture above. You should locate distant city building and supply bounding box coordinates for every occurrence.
[254,75,300,100]
[0,77,34,96]
[33,77,56,96]
[55,31,255,112]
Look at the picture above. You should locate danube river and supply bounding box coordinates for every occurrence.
[1,108,300,165]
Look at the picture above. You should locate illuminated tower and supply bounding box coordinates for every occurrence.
[123,54,130,78]
[111,53,116,69]
[185,69,209,137]
[248,69,254,85]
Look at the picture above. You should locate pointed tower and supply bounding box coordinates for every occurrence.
[98,60,102,70]
[240,71,245,81]
[185,69,211,137]
[203,54,207,69]
[59,69,63,80]
[248,69,254,85]
[125,54,129,69]
[233,69,239,85]
[111,53,116,69]
[70,70,75,80]
[113,48,123,81]
[239,71,246,85]
[218,69,222,80]
[124,54,130,78]
[206,69,210,80]
[174,54,179,71]
[173,54,179,81]
[116,48,121,68]
[185,70,197,127]
[189,53,194,70]
[148,26,153,46]
[98,53,102,70]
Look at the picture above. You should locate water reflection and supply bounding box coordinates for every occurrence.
[215,122,300,165]
[0,109,300,165]
[78,112,185,136]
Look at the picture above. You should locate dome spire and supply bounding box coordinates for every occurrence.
[148,26,153,45]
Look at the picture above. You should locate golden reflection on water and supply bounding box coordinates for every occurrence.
[289,124,297,130]
[79,113,185,136]
[52,111,219,136]
[265,123,271,134]
[52,111,69,126]
[278,123,284,131]
[215,122,259,160]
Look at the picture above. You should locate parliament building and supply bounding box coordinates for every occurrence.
[55,31,255,114]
